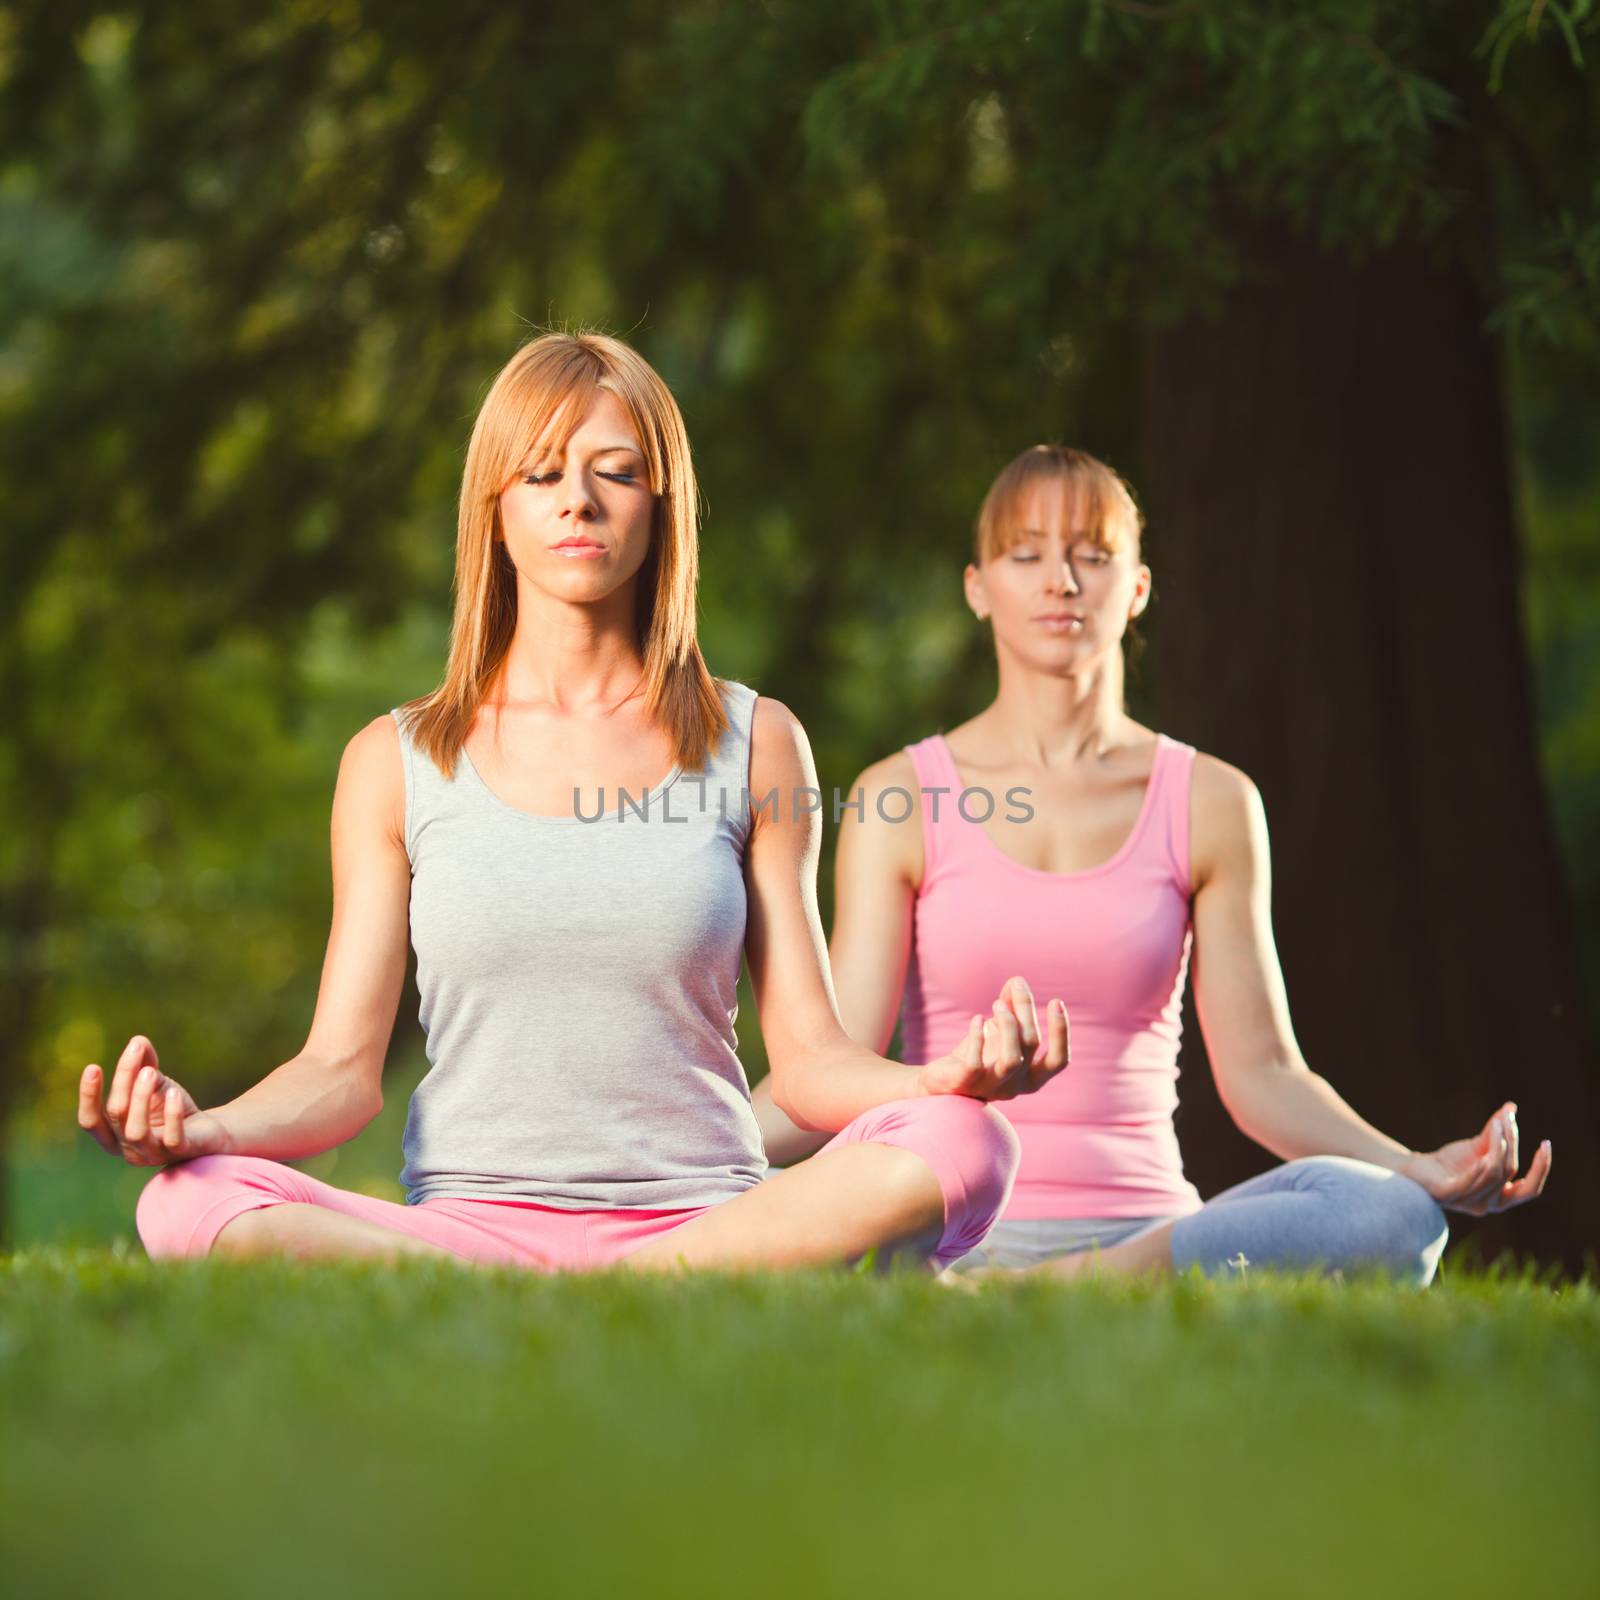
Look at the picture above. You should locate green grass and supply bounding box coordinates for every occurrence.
[1,1254,1594,1600]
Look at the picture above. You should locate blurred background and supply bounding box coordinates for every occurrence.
[3,1,1596,1273]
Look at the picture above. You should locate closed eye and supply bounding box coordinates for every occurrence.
[522,470,637,486]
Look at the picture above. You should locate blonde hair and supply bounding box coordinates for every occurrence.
[400,331,728,776]
[974,445,1144,564]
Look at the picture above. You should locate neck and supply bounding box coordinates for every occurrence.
[491,575,647,713]
[985,647,1129,764]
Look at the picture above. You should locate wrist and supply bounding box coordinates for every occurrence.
[1383,1148,1427,1191]
[203,1107,239,1157]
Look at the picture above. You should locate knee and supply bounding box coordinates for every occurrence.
[135,1162,200,1259]
[1384,1175,1449,1287]
[908,1092,1019,1151]
[134,1153,278,1260]
[896,1095,1022,1245]
[905,1095,1020,1198]
[961,1100,1022,1215]
[1317,1160,1449,1287]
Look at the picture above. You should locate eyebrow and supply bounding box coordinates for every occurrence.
[522,442,644,469]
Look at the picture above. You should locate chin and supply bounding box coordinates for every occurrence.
[562,577,625,604]
[1015,639,1102,676]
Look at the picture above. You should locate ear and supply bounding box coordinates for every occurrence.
[963,562,990,620]
[1129,562,1152,621]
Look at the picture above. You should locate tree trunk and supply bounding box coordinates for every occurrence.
[1142,222,1598,1280]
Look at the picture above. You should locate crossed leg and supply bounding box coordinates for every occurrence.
[1000,1157,1450,1288]
[141,1094,1019,1276]
[212,1143,947,1273]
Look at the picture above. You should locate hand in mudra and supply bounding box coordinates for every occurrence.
[77,1035,228,1166]
[1398,1102,1551,1217]
[917,976,1069,1103]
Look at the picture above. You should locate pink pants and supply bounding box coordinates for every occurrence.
[136,1094,1020,1273]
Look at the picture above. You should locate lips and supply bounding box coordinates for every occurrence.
[551,538,605,552]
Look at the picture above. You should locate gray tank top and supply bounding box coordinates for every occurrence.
[390,679,769,1210]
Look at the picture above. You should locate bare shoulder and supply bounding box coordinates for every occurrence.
[342,712,404,783]
[1189,750,1268,887]
[749,695,814,789]
[335,713,406,844]
[1192,750,1260,817]
[851,747,919,801]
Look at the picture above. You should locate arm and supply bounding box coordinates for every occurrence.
[750,750,921,1162]
[1188,754,1550,1213]
[78,714,414,1165]
[742,699,1059,1134]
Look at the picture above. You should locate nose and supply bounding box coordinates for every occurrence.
[1046,557,1080,597]
[561,474,598,520]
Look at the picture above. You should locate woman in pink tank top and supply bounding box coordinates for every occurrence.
[754,445,1551,1285]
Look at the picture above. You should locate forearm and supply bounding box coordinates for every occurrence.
[769,1040,927,1135]
[750,1076,834,1164]
[208,1052,381,1161]
[1226,1064,1412,1169]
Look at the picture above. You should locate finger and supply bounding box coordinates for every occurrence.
[162,1085,186,1152]
[1486,1110,1507,1169]
[1484,1120,1510,1196]
[990,1000,1024,1082]
[105,1036,151,1124]
[1493,1140,1551,1211]
[124,1065,158,1145]
[1466,1136,1519,1209]
[1002,976,1040,1056]
[1470,1141,1509,1200]
[960,1015,984,1071]
[938,1015,984,1094]
[979,1016,1019,1098]
[77,1066,119,1154]
[1501,1104,1519,1183]
[1448,1148,1503,1212]
[1031,999,1070,1086]
[1465,1115,1505,1198]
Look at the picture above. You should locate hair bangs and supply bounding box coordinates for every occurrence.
[975,445,1143,563]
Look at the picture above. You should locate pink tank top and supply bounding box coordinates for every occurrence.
[900,733,1205,1220]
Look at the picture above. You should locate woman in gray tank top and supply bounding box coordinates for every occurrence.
[79,331,1070,1275]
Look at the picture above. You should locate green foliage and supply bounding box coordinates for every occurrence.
[2,0,1597,1190]
[1,1254,1596,1598]
[1480,0,1594,93]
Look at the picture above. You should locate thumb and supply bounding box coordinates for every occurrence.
[160,1085,189,1154]
[160,1085,219,1157]
[959,1014,983,1070]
